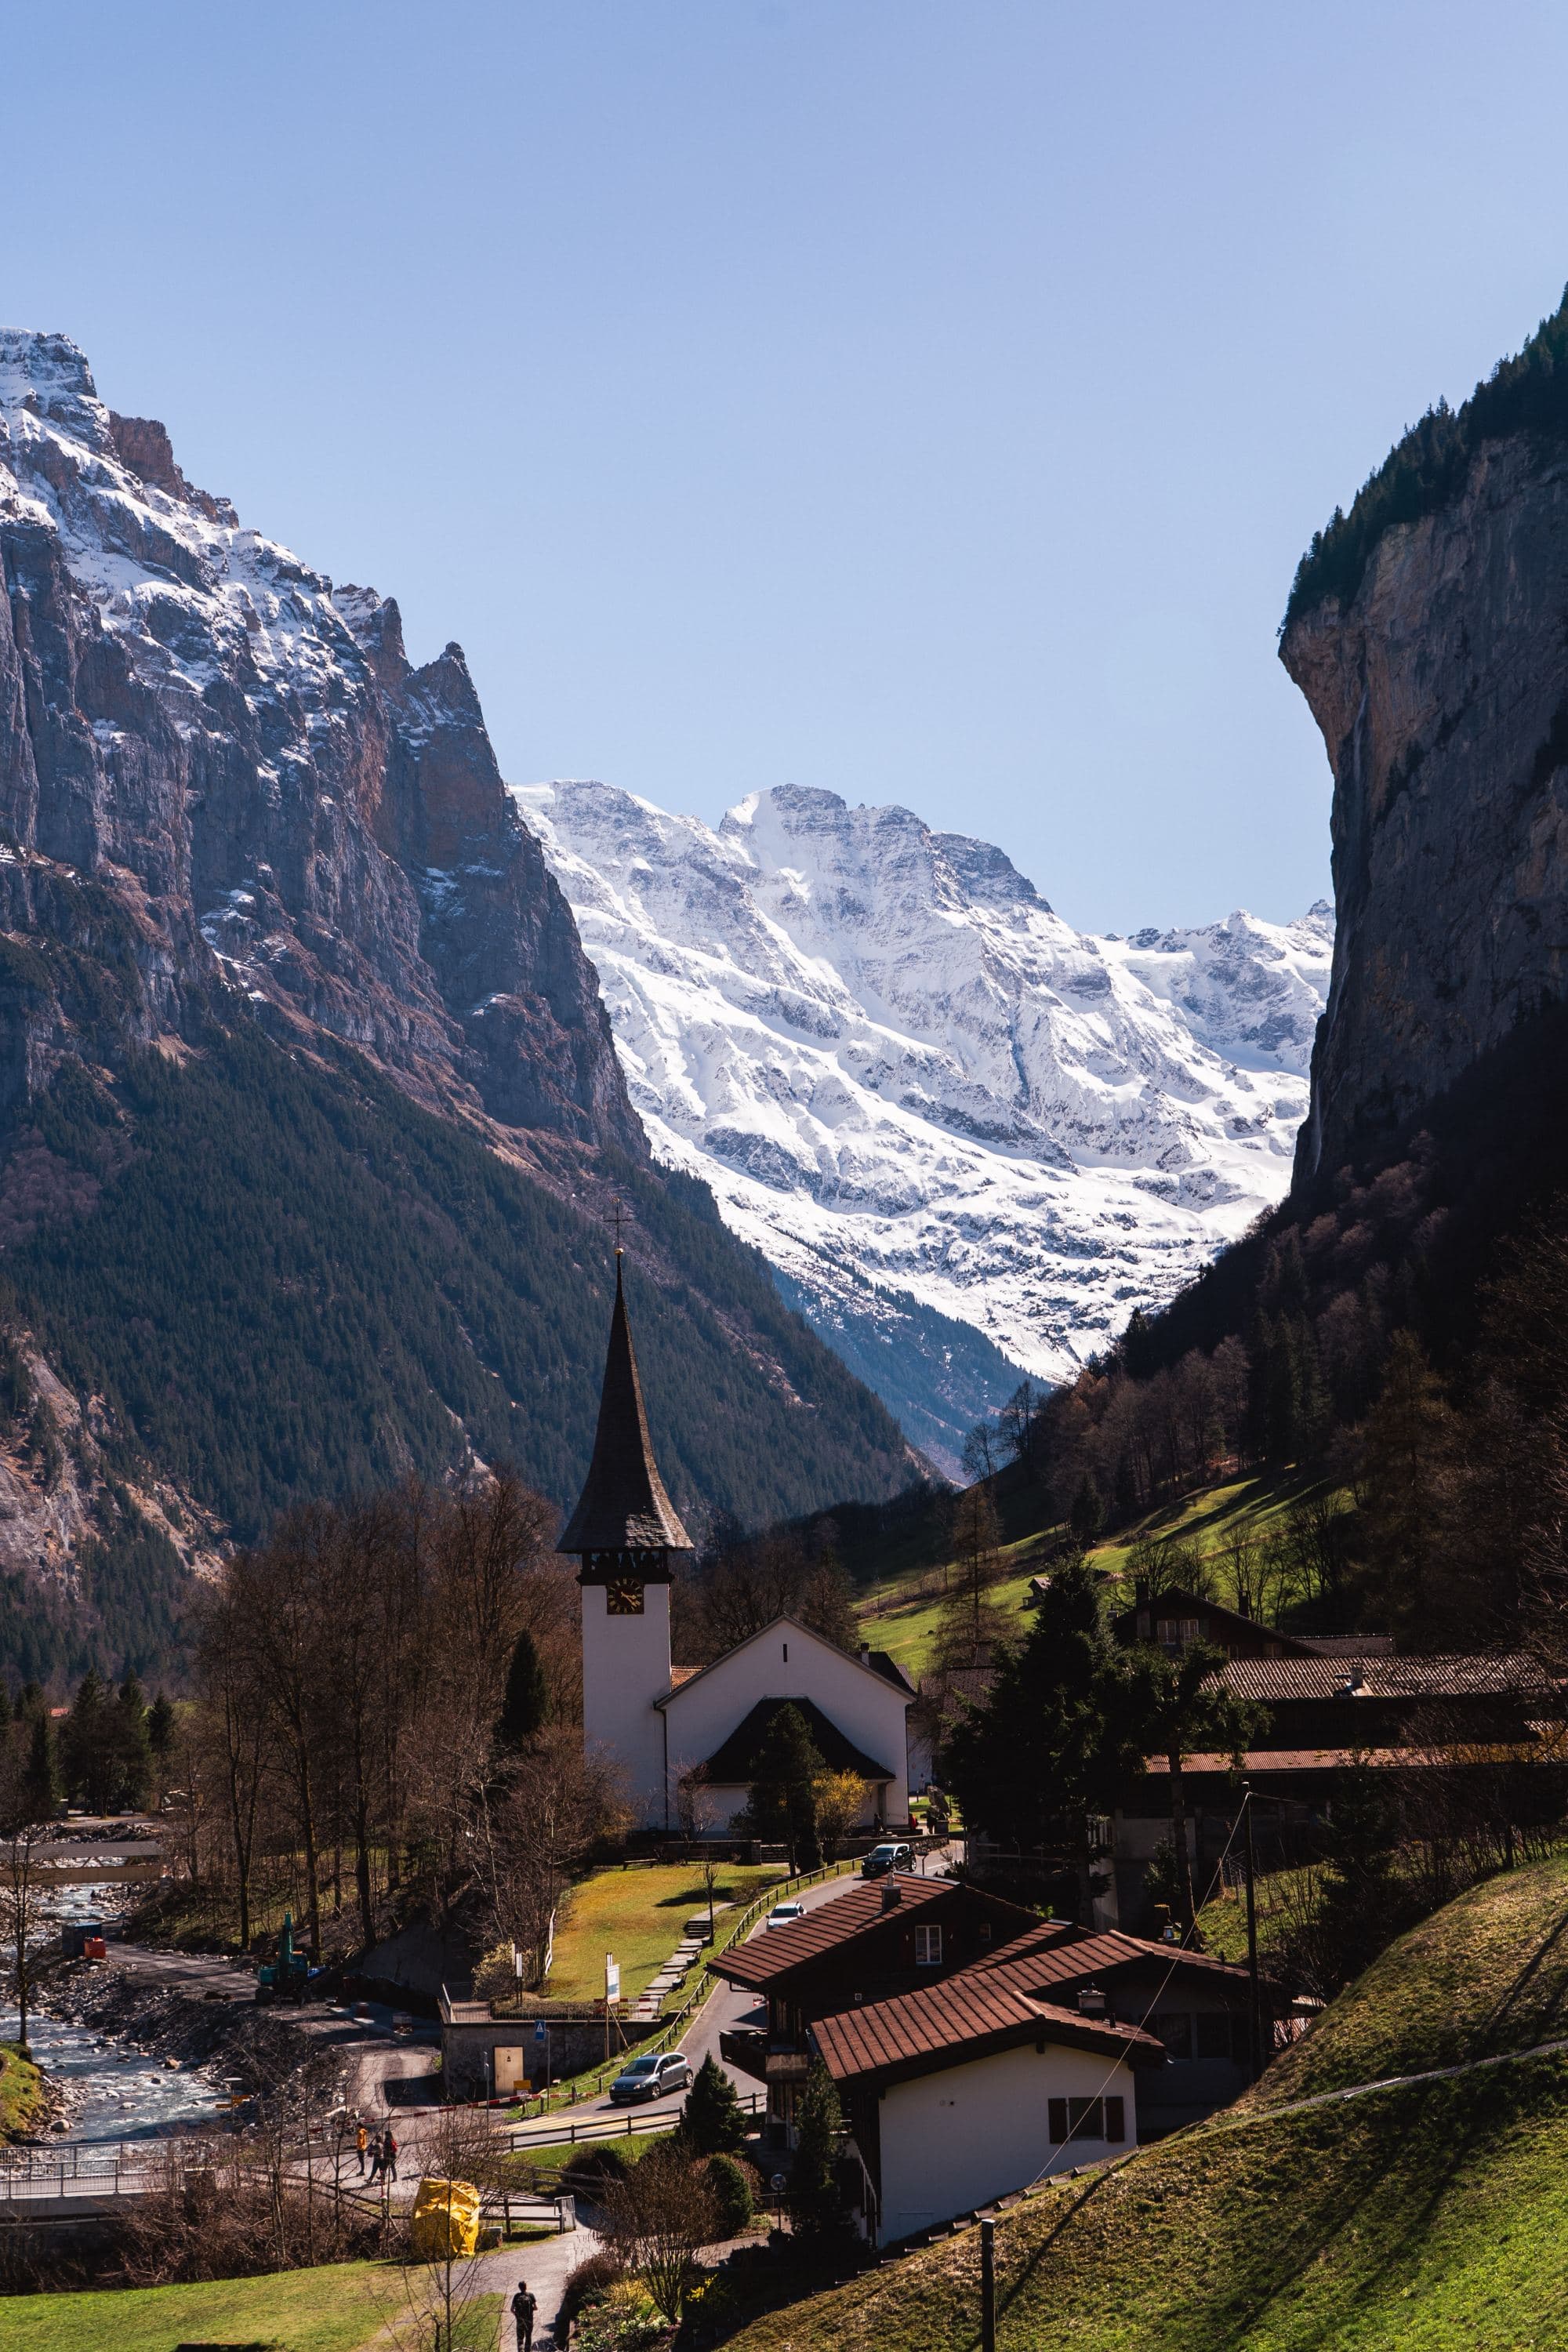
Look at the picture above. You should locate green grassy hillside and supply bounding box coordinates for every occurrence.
[854,1466,1339,1675]
[724,1856,1568,2351]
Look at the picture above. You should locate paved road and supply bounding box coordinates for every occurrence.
[504,1851,956,2149]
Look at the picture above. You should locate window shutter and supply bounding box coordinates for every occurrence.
[1048,2097,1068,2143]
[1105,2096,1125,2143]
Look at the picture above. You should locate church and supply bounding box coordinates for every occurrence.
[559,1259,915,1834]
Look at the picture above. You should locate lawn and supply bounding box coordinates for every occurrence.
[545,1861,786,2002]
[720,1850,1568,2352]
[1243,1847,1568,2107]
[0,2259,498,2352]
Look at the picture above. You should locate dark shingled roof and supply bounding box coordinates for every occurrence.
[700,1698,895,1788]
[558,1261,692,1554]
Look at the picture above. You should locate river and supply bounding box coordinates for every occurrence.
[5,1876,220,2144]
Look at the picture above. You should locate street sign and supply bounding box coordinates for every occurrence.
[534,2022,546,2044]
[605,1954,620,2003]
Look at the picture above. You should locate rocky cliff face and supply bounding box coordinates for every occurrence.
[0,329,637,1152]
[1282,432,1568,1182]
[0,333,917,1679]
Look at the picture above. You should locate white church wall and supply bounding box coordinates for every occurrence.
[661,1617,911,1828]
[583,1580,672,1827]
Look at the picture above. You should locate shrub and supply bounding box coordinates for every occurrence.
[678,2052,746,2154]
[703,2152,755,2238]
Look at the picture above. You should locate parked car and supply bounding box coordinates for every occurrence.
[764,1900,806,1929]
[861,1842,913,1878]
[609,2051,692,2104]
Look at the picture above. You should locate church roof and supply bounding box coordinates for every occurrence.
[558,1260,692,1554]
[655,1615,916,1711]
[699,1697,896,1786]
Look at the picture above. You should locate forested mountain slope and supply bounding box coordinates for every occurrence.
[0,330,913,1681]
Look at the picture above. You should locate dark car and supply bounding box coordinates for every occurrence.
[860,1842,913,1878]
[609,2051,692,2105]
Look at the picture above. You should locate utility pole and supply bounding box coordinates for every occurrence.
[1242,1784,1261,2082]
[981,2215,996,2352]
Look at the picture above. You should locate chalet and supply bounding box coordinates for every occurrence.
[719,1863,1260,2192]
[1110,1583,1395,1664]
[814,1976,1161,2246]
[561,1258,915,1831]
[1108,1650,1567,1928]
[714,1874,1039,2133]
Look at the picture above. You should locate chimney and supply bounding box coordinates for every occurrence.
[1077,1984,1107,2017]
[881,1879,902,1911]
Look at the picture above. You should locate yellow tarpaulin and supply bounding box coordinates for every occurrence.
[409,2175,482,2257]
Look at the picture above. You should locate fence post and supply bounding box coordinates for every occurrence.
[981,2216,996,2352]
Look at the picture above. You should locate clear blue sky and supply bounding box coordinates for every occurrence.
[8,2,1568,930]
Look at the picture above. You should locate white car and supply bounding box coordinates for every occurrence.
[764,1901,806,1930]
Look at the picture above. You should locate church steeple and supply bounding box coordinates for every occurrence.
[559,1255,692,1572]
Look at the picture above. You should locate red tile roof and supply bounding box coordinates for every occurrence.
[973,1926,1249,1994]
[811,1976,1161,2088]
[713,1875,954,1991]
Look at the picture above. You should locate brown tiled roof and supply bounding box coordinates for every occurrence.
[1217,1653,1546,1704]
[812,1977,1162,2089]
[973,1926,1250,1993]
[712,1875,954,1991]
[558,1261,691,1555]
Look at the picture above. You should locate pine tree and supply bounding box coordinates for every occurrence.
[18,1714,60,1827]
[115,1675,154,1811]
[789,2060,847,2235]
[146,1691,176,1761]
[60,1669,108,1809]
[495,1630,549,1751]
[1069,1474,1105,1550]
[945,1558,1145,1854]
[679,2052,746,2154]
[746,1704,824,1872]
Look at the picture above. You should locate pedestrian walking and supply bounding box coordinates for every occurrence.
[355,2122,368,2176]
[383,2125,399,2181]
[511,2280,537,2352]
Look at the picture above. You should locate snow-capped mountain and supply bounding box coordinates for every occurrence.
[514,779,1332,1471]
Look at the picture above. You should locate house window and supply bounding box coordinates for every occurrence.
[1196,2012,1236,2062]
[1047,2095,1118,2144]
[1156,1617,1202,1651]
[914,1925,943,1967]
[1152,2012,1192,2060]
[977,1922,993,1946]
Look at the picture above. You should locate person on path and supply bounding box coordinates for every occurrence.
[511,2280,538,2352]
[382,2125,399,2181]
[355,2122,368,2176]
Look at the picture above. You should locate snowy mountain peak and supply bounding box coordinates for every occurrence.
[513,778,1331,1471]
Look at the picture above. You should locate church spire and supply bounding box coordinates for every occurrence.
[559,1254,693,1562]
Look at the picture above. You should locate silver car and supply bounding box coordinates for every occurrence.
[609,2051,692,2104]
